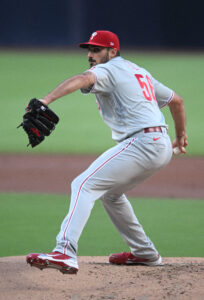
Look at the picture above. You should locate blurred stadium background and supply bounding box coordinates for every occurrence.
[1,0,204,50]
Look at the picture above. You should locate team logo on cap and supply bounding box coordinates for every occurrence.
[90,32,97,40]
[110,42,114,46]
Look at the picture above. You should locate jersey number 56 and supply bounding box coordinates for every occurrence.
[135,74,157,102]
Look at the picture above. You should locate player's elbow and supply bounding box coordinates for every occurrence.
[80,72,95,89]
[168,93,184,109]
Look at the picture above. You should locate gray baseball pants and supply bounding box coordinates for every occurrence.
[54,128,172,260]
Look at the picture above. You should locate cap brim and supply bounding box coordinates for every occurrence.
[79,42,107,48]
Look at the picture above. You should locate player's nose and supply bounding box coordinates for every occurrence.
[88,51,92,58]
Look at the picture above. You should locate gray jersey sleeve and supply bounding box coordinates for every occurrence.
[81,65,115,94]
[91,66,115,93]
[152,77,174,108]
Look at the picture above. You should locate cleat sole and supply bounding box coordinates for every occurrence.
[26,257,78,274]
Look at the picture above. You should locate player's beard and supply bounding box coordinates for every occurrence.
[89,58,96,67]
[89,51,110,67]
[99,51,110,65]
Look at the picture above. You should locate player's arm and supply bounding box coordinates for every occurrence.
[41,72,95,105]
[168,92,188,153]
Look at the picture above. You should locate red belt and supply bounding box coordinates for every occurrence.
[144,126,162,133]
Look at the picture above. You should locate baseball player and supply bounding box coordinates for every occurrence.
[26,30,187,274]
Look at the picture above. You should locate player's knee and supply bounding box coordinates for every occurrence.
[71,176,81,192]
[101,193,122,203]
[71,174,89,193]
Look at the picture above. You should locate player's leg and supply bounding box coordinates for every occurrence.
[27,141,131,272]
[101,192,158,259]
[53,140,140,257]
[100,131,172,265]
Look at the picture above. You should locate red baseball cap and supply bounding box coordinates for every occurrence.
[79,30,120,51]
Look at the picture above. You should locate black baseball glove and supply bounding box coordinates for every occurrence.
[18,98,59,147]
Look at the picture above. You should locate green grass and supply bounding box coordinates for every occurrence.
[0,50,204,154]
[0,193,203,257]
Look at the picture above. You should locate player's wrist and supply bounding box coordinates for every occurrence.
[42,96,53,106]
[176,131,187,138]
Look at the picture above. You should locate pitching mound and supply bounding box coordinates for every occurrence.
[0,256,203,300]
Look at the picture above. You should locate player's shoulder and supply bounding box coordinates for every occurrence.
[126,60,152,78]
[117,57,150,74]
[100,56,123,68]
[88,57,121,74]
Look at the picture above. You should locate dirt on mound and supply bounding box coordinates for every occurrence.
[0,256,203,300]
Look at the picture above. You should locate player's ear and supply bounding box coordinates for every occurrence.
[109,48,118,59]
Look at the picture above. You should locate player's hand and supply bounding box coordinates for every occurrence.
[172,133,188,154]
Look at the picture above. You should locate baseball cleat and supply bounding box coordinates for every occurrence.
[109,252,162,266]
[26,251,78,274]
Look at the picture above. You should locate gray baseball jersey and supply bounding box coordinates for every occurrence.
[54,56,173,262]
[82,56,173,142]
